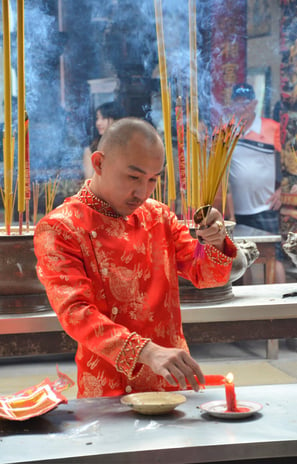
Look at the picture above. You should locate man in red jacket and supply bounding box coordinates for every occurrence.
[34,118,236,397]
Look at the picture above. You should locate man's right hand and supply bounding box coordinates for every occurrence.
[138,341,205,391]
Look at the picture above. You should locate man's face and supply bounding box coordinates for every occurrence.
[93,133,165,217]
[231,97,257,123]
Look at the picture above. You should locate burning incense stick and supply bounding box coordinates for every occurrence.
[175,96,186,192]
[186,97,191,215]
[188,0,199,135]
[154,0,176,208]
[2,0,13,235]
[17,0,26,234]
[175,96,187,221]
[188,0,200,210]
[25,112,30,231]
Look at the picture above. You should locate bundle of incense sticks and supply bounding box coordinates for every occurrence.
[45,176,59,215]
[0,179,17,224]
[193,118,245,226]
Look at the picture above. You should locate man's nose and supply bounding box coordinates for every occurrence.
[133,181,149,200]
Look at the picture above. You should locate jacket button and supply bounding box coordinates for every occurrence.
[112,307,118,315]
[125,385,132,393]
[91,231,97,238]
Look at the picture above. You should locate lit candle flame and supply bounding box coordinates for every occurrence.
[225,372,234,384]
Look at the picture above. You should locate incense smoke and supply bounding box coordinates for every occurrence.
[1,0,235,183]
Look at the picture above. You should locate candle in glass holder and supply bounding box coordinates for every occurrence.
[224,372,238,412]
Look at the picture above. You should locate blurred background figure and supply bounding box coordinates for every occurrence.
[83,100,125,179]
[228,83,286,284]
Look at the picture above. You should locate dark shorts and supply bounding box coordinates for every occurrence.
[235,210,284,261]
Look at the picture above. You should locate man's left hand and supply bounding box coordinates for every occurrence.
[195,207,226,252]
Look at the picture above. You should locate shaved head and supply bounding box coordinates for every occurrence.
[98,117,164,155]
[90,117,165,217]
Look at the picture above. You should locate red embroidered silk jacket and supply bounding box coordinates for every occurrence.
[34,184,237,398]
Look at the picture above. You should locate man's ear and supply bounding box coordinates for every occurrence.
[91,151,104,174]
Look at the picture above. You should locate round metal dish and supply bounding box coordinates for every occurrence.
[199,400,263,419]
[121,392,186,415]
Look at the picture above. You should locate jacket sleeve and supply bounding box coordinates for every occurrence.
[34,217,150,380]
[169,211,237,289]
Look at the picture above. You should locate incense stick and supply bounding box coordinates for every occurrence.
[154,0,176,207]
[2,0,13,235]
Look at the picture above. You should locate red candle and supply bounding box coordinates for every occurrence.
[224,372,238,412]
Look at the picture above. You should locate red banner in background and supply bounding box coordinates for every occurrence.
[210,0,247,117]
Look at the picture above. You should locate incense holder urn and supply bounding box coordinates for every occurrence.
[0,229,50,314]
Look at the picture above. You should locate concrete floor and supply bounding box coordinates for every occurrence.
[0,339,296,401]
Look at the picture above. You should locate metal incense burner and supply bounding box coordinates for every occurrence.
[0,228,50,314]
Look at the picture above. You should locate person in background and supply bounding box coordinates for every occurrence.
[34,117,237,398]
[228,83,286,283]
[83,100,125,179]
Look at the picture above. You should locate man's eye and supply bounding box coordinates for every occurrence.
[150,178,157,183]
[129,175,138,180]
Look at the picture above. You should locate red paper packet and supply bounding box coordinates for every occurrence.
[0,366,75,421]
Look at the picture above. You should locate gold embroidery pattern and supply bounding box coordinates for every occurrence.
[204,243,234,266]
[81,371,107,397]
[115,332,151,379]
[75,180,123,218]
